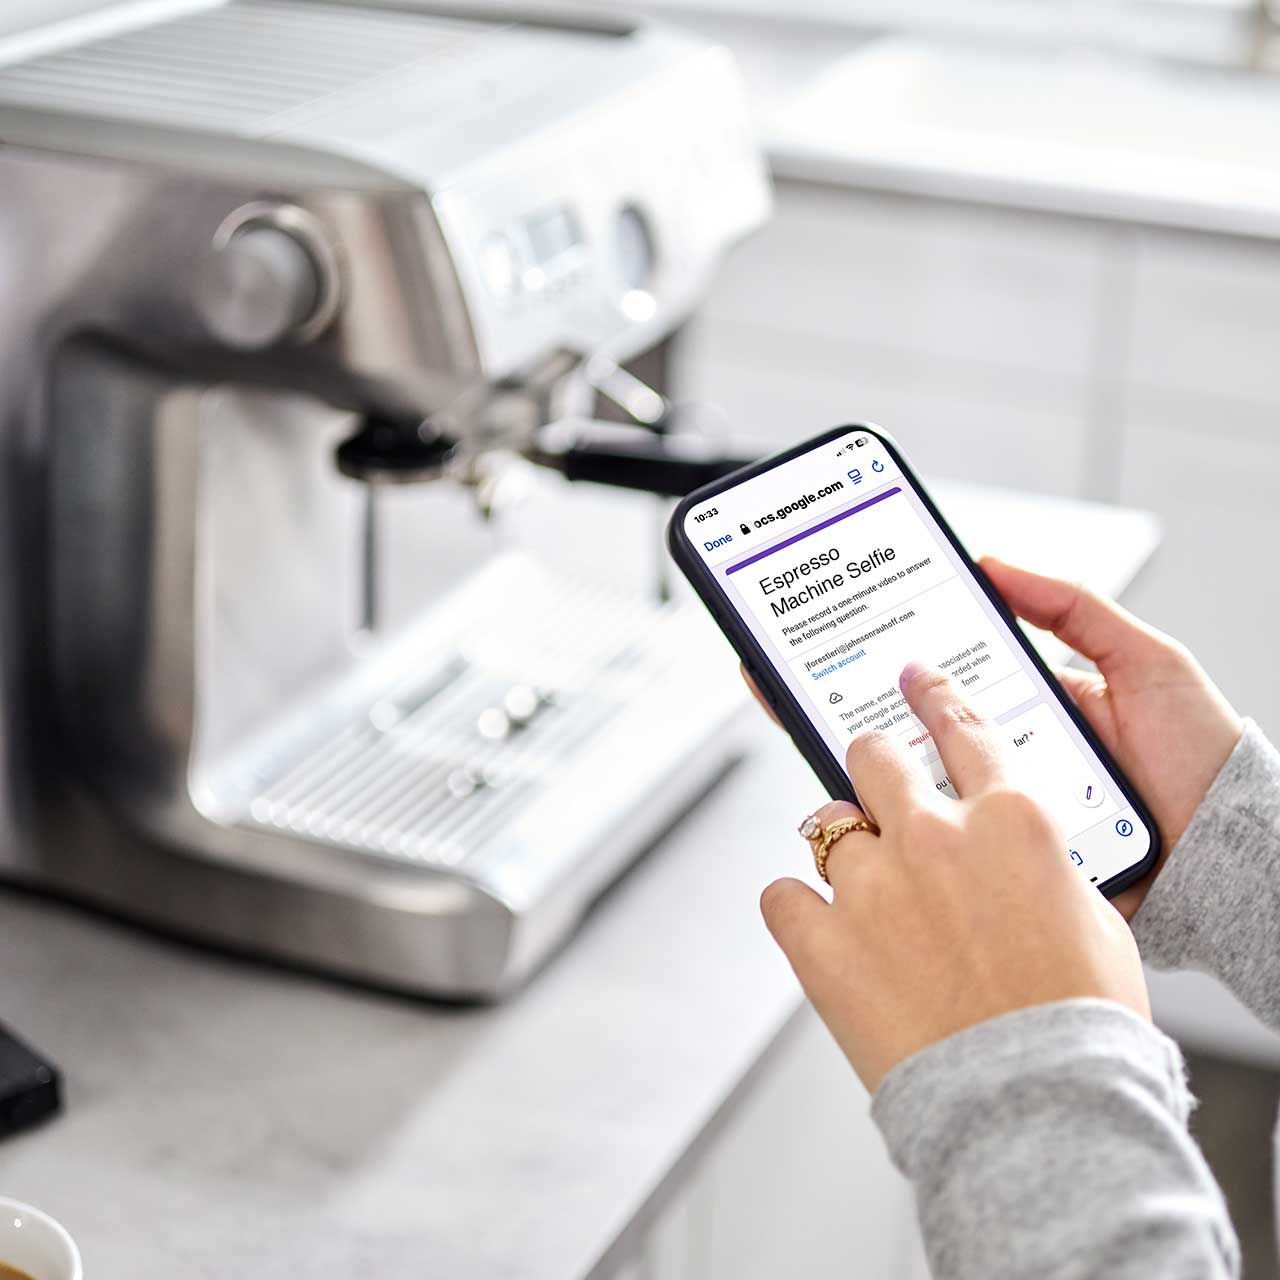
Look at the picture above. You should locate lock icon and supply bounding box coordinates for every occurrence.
[740,522,750,536]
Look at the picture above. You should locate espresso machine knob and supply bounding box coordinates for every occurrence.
[195,217,327,350]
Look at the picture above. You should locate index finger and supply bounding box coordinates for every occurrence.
[899,662,1008,797]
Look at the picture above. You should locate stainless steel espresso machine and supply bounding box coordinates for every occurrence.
[0,0,770,995]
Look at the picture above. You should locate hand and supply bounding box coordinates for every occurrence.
[979,558,1242,919]
[761,665,1150,1094]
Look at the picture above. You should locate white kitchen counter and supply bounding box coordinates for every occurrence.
[647,9,1280,240]
[768,36,1280,241]
[0,730,819,1280]
[0,481,1202,1278]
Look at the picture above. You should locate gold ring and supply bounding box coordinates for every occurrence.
[798,813,880,884]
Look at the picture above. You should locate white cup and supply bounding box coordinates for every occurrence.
[0,1198,81,1280]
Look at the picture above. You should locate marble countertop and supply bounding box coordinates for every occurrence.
[0,482,1163,1279]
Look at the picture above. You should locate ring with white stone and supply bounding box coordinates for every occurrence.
[798,812,880,884]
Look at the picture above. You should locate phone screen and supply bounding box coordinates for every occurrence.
[677,426,1154,891]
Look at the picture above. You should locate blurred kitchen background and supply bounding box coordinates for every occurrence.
[1,1,1279,1276]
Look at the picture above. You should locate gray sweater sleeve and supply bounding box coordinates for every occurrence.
[872,999,1239,1279]
[870,726,1280,1277]
[1132,719,1280,1028]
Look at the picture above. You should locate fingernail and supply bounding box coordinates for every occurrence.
[899,661,926,693]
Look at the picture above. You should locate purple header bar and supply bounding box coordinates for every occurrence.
[724,486,902,576]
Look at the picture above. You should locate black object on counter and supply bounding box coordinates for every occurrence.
[0,1021,61,1138]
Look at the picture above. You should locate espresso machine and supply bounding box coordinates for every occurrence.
[0,0,770,995]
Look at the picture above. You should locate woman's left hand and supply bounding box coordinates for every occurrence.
[761,662,1151,1094]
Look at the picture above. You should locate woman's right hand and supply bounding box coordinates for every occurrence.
[980,557,1243,919]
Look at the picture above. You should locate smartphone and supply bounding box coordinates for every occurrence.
[668,424,1159,897]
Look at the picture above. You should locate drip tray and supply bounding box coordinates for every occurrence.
[200,554,696,873]
[243,669,614,867]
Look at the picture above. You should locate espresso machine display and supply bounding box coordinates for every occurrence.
[0,0,771,995]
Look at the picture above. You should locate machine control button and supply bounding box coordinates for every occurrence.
[479,231,518,298]
[614,203,655,291]
[196,220,323,350]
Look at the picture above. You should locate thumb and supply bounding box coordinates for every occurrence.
[980,556,1170,684]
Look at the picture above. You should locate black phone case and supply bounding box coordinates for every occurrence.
[667,422,1161,898]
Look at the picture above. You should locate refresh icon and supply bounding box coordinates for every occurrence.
[870,459,885,474]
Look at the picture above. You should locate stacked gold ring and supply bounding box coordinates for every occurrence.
[798,813,880,884]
